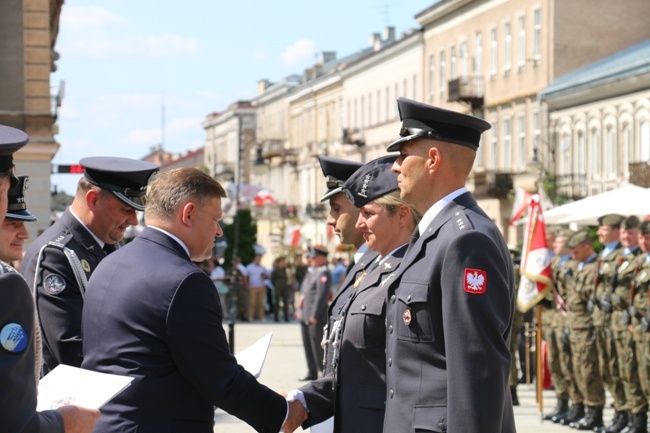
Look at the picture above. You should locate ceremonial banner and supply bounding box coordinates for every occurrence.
[509,187,533,226]
[516,195,554,312]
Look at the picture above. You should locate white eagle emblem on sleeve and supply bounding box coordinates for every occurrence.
[464,268,487,294]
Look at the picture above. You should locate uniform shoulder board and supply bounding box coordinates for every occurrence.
[452,210,472,232]
[53,231,75,247]
[0,260,17,274]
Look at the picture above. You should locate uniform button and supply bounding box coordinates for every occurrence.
[389,325,393,334]
[389,389,394,398]
[390,295,396,304]
[388,358,392,366]
[407,295,411,301]
[361,305,366,311]
[438,422,447,431]
[341,309,346,315]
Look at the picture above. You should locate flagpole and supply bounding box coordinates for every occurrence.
[536,304,544,418]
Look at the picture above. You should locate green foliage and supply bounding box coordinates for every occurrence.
[222,208,257,270]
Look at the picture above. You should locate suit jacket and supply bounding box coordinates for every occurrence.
[301,246,406,433]
[383,192,516,433]
[81,228,286,433]
[322,248,378,374]
[21,208,109,369]
[300,265,332,326]
[0,262,63,433]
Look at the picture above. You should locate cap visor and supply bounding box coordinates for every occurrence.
[5,210,37,222]
[386,134,419,152]
[320,187,343,202]
[112,191,146,211]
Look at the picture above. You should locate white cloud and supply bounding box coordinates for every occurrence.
[58,6,199,60]
[281,39,317,67]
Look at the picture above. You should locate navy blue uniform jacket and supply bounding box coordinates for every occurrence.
[383,192,516,433]
[81,228,286,433]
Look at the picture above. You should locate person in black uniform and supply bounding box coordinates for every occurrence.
[0,125,99,433]
[21,156,159,371]
[383,98,516,433]
[290,155,421,433]
[81,167,306,433]
[297,245,332,381]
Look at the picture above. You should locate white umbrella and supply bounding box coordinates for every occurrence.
[544,184,650,226]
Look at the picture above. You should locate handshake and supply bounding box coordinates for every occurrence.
[280,392,309,433]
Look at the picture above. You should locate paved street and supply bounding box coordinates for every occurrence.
[212,321,613,433]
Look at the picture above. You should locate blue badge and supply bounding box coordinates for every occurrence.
[1,323,28,353]
[44,274,66,295]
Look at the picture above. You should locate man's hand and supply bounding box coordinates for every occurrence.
[281,399,307,433]
[57,405,101,433]
[309,317,318,326]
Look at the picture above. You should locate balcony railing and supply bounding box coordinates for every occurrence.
[486,171,513,198]
[448,76,484,109]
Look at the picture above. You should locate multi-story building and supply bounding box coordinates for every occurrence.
[416,0,650,244]
[1,0,63,238]
[541,39,650,198]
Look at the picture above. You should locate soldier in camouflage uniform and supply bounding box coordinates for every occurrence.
[566,230,606,430]
[626,220,650,433]
[605,216,644,433]
[593,214,628,432]
[543,229,579,423]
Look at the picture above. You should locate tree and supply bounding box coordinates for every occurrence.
[221,208,257,270]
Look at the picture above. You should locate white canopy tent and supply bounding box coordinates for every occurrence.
[544,184,650,226]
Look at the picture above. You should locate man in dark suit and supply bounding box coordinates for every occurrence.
[81,167,306,433]
[21,156,159,371]
[382,98,517,433]
[0,125,99,433]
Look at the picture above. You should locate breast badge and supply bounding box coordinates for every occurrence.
[403,308,412,326]
[81,259,91,273]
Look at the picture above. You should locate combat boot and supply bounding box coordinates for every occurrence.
[544,397,569,421]
[570,405,603,430]
[621,412,648,433]
[559,402,585,425]
[603,410,629,433]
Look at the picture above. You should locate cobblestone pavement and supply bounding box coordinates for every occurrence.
[213,321,615,433]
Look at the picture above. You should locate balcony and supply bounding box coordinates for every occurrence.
[342,128,365,147]
[448,76,484,109]
[486,171,513,198]
[306,203,327,219]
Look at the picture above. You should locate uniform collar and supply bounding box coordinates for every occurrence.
[418,187,468,235]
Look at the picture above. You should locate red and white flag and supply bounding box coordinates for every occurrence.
[253,189,278,207]
[284,225,301,248]
[509,187,533,226]
[516,195,554,312]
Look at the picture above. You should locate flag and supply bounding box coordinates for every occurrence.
[253,189,278,207]
[516,195,554,312]
[284,225,301,248]
[509,187,533,226]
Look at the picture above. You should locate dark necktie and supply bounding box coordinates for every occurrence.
[103,243,116,254]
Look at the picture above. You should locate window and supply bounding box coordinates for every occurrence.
[386,86,391,120]
[450,46,457,79]
[504,22,512,73]
[622,124,631,177]
[428,54,436,101]
[439,51,446,96]
[504,118,512,170]
[590,128,601,178]
[460,40,468,79]
[533,9,542,60]
[577,131,586,174]
[474,33,483,77]
[533,112,541,156]
[412,74,417,99]
[518,15,526,68]
[518,115,526,170]
[605,126,616,178]
[360,96,365,130]
[368,92,372,126]
[490,28,498,76]
[641,120,650,161]
[491,121,499,169]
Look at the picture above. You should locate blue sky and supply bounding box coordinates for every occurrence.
[50,0,434,194]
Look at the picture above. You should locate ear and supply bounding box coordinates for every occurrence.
[427,146,442,174]
[85,189,100,211]
[180,202,197,228]
[396,204,410,227]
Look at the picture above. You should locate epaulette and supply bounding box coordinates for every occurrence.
[452,210,472,232]
[0,260,16,275]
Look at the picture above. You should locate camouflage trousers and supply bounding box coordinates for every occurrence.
[571,327,606,406]
[544,324,569,399]
[633,327,650,408]
[595,325,627,410]
[616,329,647,414]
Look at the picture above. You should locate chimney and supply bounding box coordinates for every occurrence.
[370,32,381,51]
[383,26,395,42]
[257,79,271,94]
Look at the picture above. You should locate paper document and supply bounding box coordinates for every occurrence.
[235,331,273,378]
[37,364,133,411]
